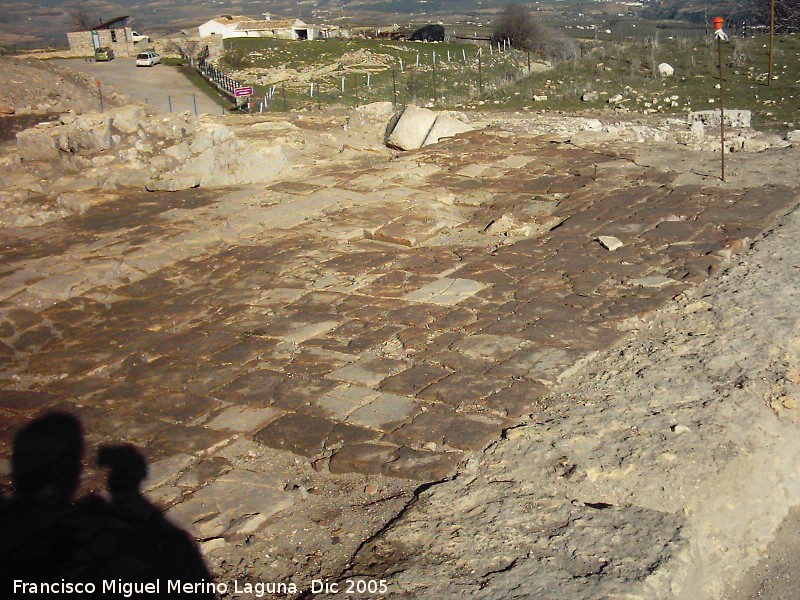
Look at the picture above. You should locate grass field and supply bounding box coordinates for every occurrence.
[223,37,530,111]
[219,33,798,131]
[502,34,799,131]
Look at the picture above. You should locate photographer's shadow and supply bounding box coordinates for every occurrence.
[0,412,213,595]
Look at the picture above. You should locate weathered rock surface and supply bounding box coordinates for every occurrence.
[14,106,290,194]
[386,104,477,150]
[386,104,438,150]
[346,207,800,600]
[689,109,752,128]
[423,112,473,146]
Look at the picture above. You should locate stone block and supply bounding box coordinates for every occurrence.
[380,446,461,481]
[16,127,60,161]
[327,357,411,387]
[404,278,485,306]
[379,363,452,396]
[386,105,437,151]
[253,412,337,457]
[166,469,294,538]
[345,392,421,432]
[423,115,474,146]
[328,443,399,475]
[206,406,283,433]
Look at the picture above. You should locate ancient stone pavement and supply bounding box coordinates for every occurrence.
[1,126,798,579]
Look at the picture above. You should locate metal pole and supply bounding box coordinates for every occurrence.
[168,95,173,113]
[718,36,725,182]
[768,0,775,85]
[432,52,437,103]
[392,65,397,106]
[98,82,104,112]
[527,51,531,74]
[192,93,198,116]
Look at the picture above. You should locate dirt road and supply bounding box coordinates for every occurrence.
[53,57,224,115]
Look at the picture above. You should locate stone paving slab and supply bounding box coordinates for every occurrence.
[0,127,798,547]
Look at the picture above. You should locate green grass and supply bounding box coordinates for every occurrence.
[495,34,800,131]
[217,35,798,131]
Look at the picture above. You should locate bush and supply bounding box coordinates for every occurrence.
[222,48,251,69]
[492,4,579,64]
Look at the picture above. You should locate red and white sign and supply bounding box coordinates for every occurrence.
[234,86,254,97]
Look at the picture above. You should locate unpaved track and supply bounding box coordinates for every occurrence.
[53,57,223,115]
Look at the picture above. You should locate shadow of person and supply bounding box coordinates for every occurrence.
[0,413,214,597]
[94,444,215,594]
[0,412,85,585]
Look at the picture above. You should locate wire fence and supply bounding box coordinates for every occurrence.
[189,41,535,115]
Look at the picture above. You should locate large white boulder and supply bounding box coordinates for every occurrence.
[387,104,438,150]
[423,114,473,146]
[110,105,145,134]
[16,125,60,161]
[658,63,675,77]
[57,113,112,155]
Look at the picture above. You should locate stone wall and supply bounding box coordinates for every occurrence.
[67,29,136,58]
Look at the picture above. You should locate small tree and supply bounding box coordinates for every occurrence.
[754,0,800,33]
[66,1,100,31]
[165,39,201,62]
[492,4,579,63]
[492,4,539,50]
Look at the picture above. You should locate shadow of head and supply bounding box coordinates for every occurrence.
[97,443,148,494]
[12,412,83,504]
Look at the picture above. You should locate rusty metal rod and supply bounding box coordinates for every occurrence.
[768,0,775,85]
[718,35,725,182]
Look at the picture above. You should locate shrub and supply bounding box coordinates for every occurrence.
[222,48,251,69]
[492,4,580,64]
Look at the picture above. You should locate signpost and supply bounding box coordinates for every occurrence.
[713,17,729,182]
[234,86,254,97]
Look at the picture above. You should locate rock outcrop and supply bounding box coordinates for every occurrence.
[14,105,290,193]
[689,109,752,128]
[386,104,476,151]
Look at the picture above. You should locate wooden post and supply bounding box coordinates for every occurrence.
[392,65,397,106]
[432,51,437,103]
[478,51,483,95]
